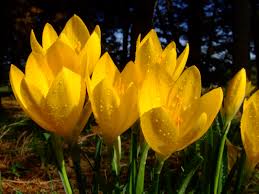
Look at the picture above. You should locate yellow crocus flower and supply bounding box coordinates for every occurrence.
[139,66,223,158]
[9,15,101,140]
[222,68,246,124]
[241,90,259,170]
[86,53,138,145]
[133,29,189,85]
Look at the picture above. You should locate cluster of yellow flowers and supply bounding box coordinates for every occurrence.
[9,15,259,165]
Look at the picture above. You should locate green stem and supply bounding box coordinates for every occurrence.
[213,122,231,194]
[136,141,150,194]
[51,134,72,194]
[93,136,103,194]
[152,157,165,194]
[112,136,121,176]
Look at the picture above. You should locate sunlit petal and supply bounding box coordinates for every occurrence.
[223,68,246,123]
[60,14,90,51]
[167,66,201,115]
[172,43,189,81]
[24,53,49,96]
[90,79,120,144]
[241,101,259,169]
[10,65,52,130]
[30,30,43,54]
[46,40,80,76]
[90,53,120,92]
[43,67,85,137]
[141,107,179,158]
[42,23,58,51]
[80,25,101,76]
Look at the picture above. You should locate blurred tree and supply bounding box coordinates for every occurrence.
[251,0,259,85]
[188,0,202,70]
[232,0,251,73]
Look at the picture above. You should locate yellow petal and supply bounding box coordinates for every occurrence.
[73,99,92,138]
[46,40,80,76]
[30,30,43,53]
[135,30,162,69]
[90,53,120,92]
[241,102,259,169]
[138,69,164,116]
[42,23,58,51]
[244,90,259,111]
[224,68,246,123]
[80,25,101,76]
[140,107,179,158]
[176,113,207,151]
[172,43,189,81]
[24,53,49,96]
[118,82,138,132]
[120,61,139,86]
[60,15,90,51]
[161,42,177,77]
[90,79,120,144]
[167,66,201,115]
[9,65,52,130]
[43,67,85,137]
[181,88,223,142]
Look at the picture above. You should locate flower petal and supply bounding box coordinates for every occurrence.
[138,70,165,115]
[241,102,259,169]
[90,79,120,144]
[42,23,58,51]
[46,40,81,76]
[30,30,43,53]
[135,30,162,70]
[24,53,49,96]
[60,15,90,51]
[167,66,201,115]
[172,43,189,81]
[90,53,120,92]
[43,67,85,137]
[118,82,138,132]
[80,25,101,76]
[224,68,246,123]
[181,88,223,142]
[9,65,52,130]
[161,42,177,77]
[140,107,179,158]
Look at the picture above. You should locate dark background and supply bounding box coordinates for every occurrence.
[0,0,258,88]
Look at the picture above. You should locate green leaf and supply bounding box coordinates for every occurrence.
[176,154,204,194]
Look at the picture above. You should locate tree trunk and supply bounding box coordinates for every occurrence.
[232,0,251,73]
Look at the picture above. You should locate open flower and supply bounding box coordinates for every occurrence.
[10,15,101,140]
[139,66,223,158]
[222,68,246,124]
[241,90,259,170]
[86,53,138,145]
[132,29,189,85]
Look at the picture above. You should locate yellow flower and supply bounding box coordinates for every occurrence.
[9,15,101,140]
[241,90,259,170]
[222,68,246,124]
[86,53,138,145]
[139,66,223,158]
[132,29,189,85]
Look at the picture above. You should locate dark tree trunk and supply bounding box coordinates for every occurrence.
[188,0,202,70]
[130,0,157,58]
[232,0,251,73]
[251,0,259,85]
